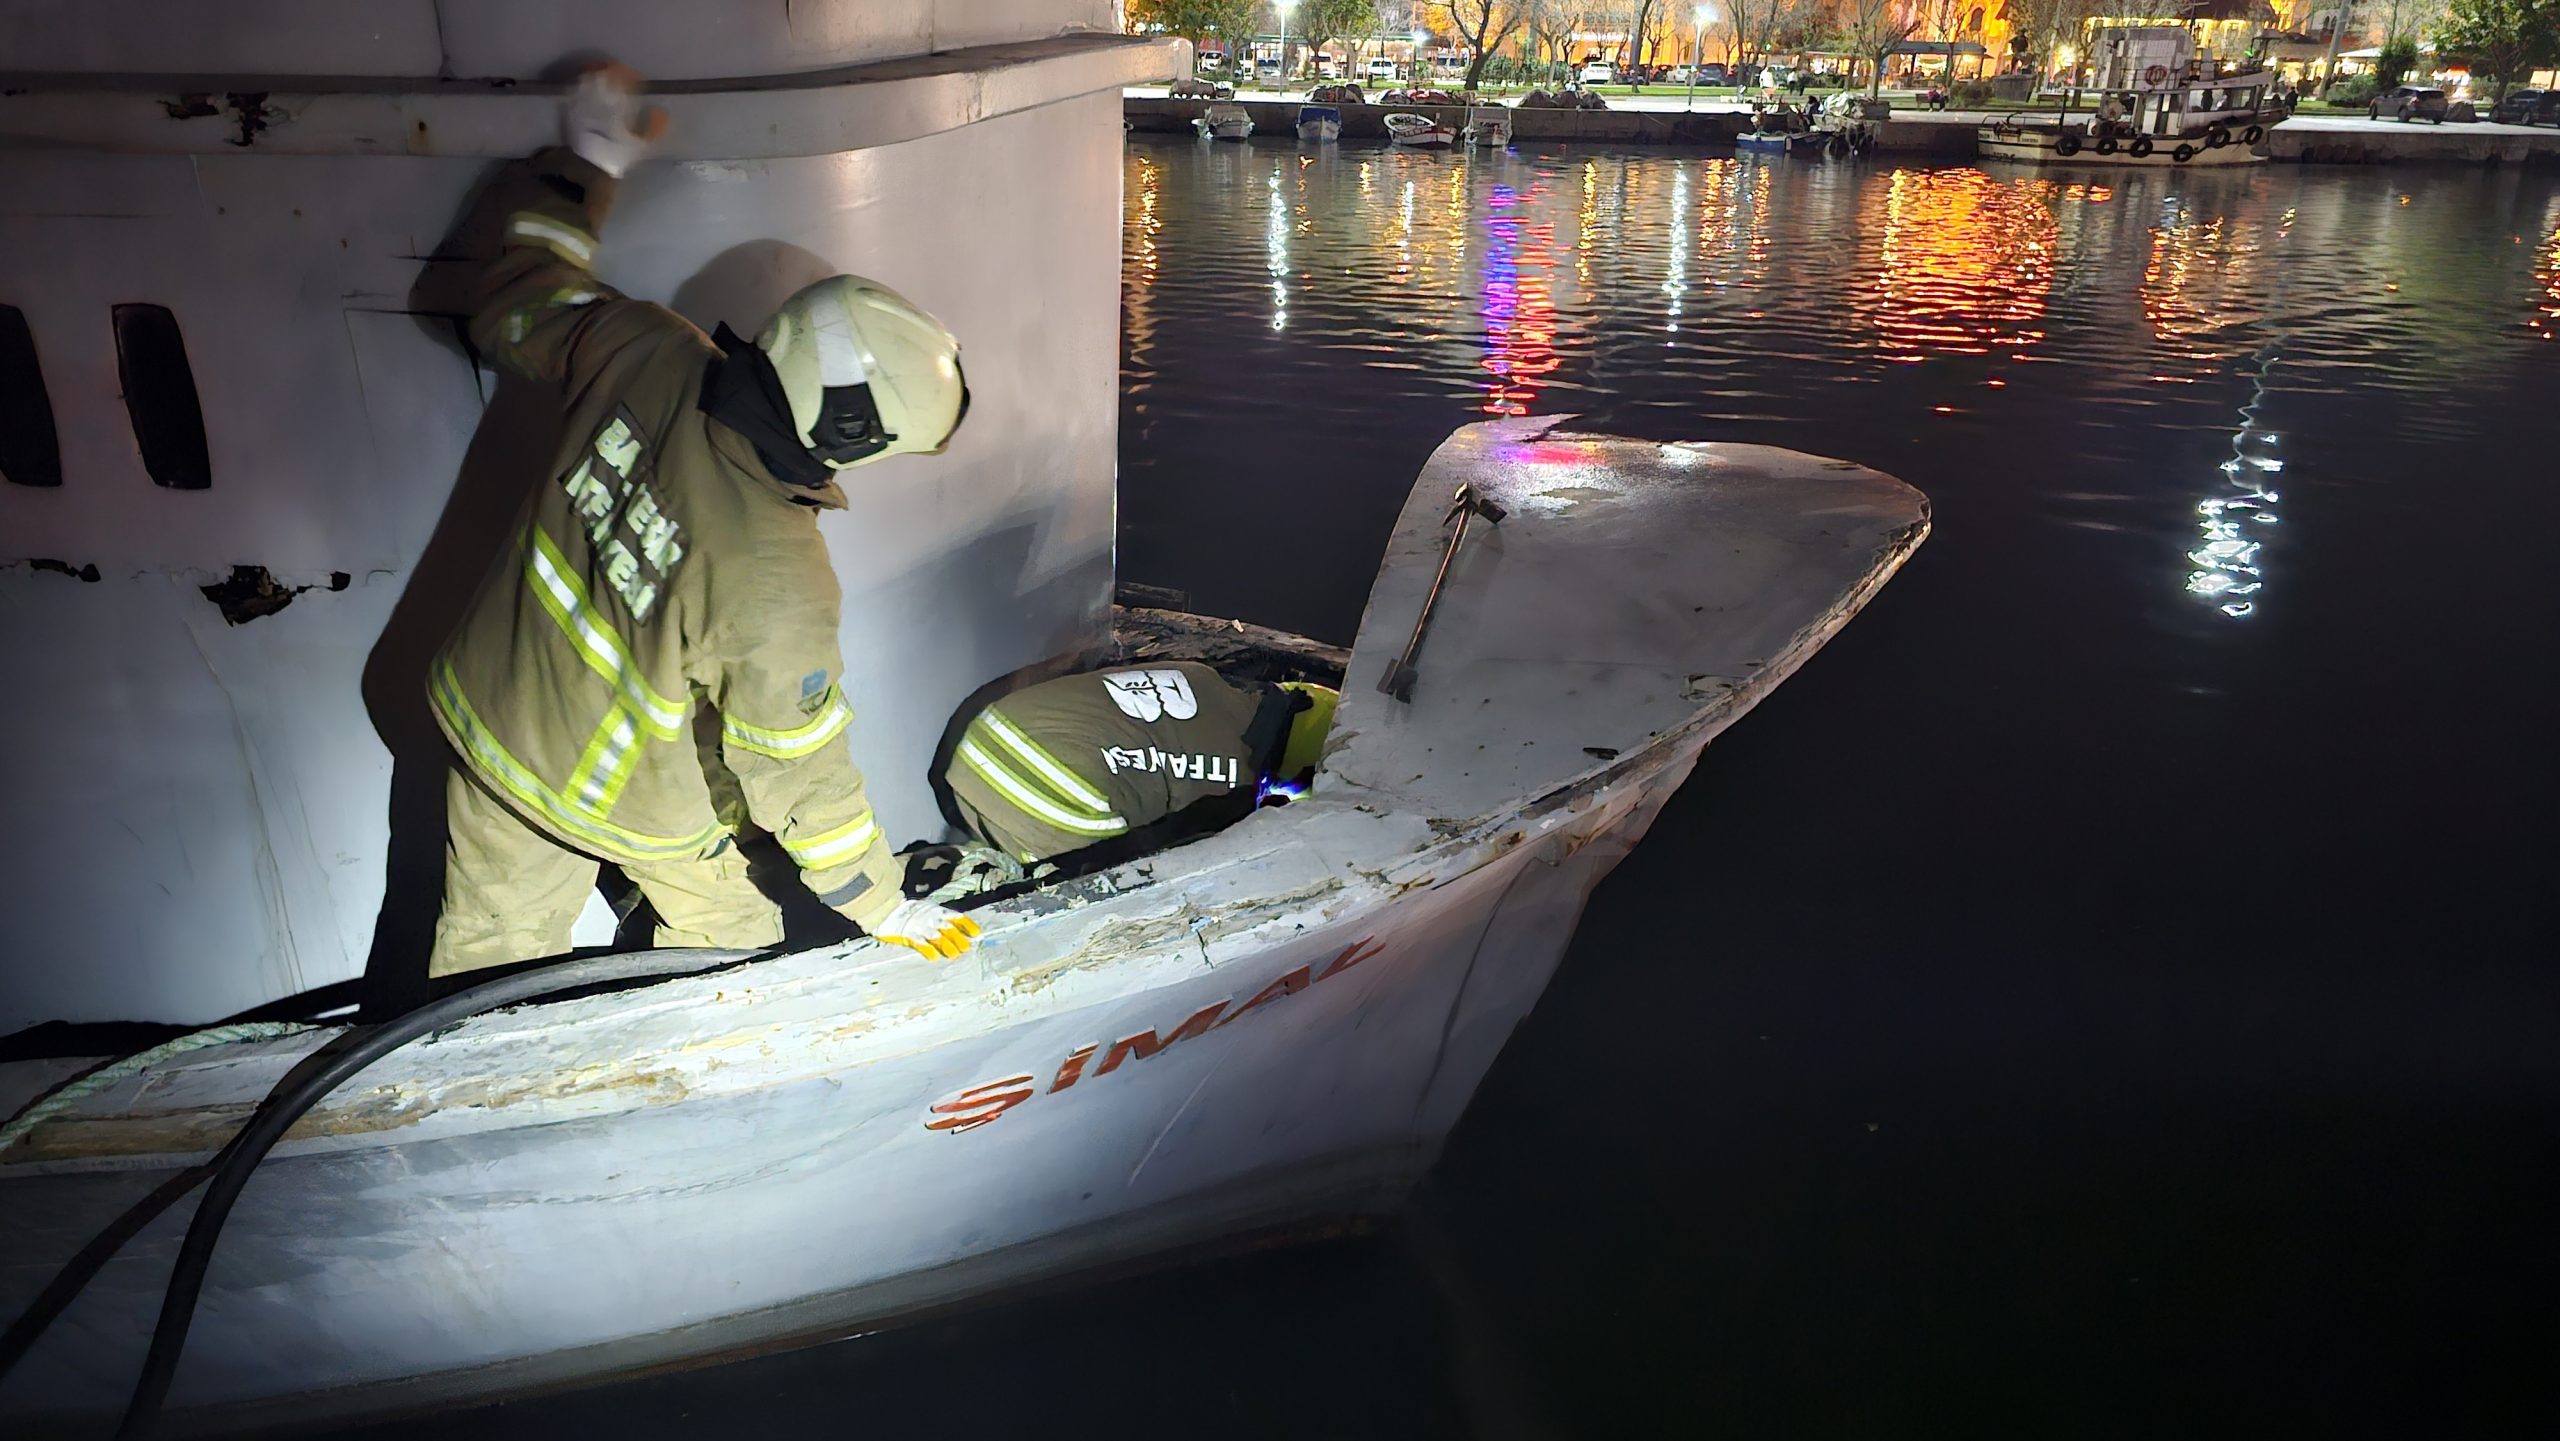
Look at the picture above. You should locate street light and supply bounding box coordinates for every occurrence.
[1276,0,1296,88]
[1689,5,1715,111]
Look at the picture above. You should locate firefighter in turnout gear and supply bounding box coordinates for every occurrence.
[941,663,1337,866]
[427,65,979,974]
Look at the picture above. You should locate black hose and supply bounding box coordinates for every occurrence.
[0,946,753,1438]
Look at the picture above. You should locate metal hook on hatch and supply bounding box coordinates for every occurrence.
[1377,484,1506,702]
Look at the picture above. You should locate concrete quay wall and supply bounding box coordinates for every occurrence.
[1129,95,2560,167]
[1125,96,1733,145]
[2264,116,2560,165]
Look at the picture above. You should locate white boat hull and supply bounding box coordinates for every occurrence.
[0,421,1928,1431]
[1976,129,2264,167]
[1384,113,1456,147]
[8,813,1633,1428]
[1193,105,1254,140]
[1298,119,1342,142]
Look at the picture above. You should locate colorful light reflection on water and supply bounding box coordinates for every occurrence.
[1121,143,2560,639]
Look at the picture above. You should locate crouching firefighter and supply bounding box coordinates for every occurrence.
[427,64,979,974]
[939,663,1338,870]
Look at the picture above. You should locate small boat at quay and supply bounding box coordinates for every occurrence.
[1740,126,1822,156]
[1461,106,1511,148]
[1977,25,2278,168]
[1384,111,1456,146]
[0,419,1926,1434]
[1296,104,1343,143]
[1192,102,1253,140]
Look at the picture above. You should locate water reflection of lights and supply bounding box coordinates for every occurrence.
[1396,178,1416,281]
[2532,206,2560,341]
[1576,159,1599,287]
[1480,182,1560,415]
[1687,158,1768,301]
[1870,169,2055,358]
[1444,165,1469,274]
[1126,157,1161,357]
[2184,204,2292,619]
[1266,167,1287,331]
[2142,196,2266,376]
[1663,164,1690,335]
[2189,428,2281,617]
[1132,156,1161,286]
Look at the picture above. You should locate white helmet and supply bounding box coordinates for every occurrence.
[755,275,968,470]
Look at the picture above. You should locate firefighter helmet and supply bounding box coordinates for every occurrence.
[756,276,969,470]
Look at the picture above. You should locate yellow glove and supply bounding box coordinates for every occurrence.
[860,898,982,961]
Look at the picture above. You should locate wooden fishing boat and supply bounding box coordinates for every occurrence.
[1977,26,2278,169]
[0,418,1927,1433]
[1384,111,1456,147]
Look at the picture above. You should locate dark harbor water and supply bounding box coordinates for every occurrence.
[368,146,2560,1438]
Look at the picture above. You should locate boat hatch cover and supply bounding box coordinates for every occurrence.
[1326,416,1928,824]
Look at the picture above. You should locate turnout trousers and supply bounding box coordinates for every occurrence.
[428,764,782,977]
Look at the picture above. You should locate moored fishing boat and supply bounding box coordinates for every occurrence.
[0,418,1927,1433]
[1736,104,1821,157]
[1976,26,2278,168]
[1461,105,1511,148]
[1384,111,1456,147]
[1296,104,1343,143]
[1193,102,1254,140]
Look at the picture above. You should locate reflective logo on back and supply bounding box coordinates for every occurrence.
[1101,668,1199,722]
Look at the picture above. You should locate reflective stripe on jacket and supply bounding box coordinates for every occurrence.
[942,663,1281,864]
[430,146,903,923]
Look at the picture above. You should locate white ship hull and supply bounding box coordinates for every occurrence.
[1385,113,1456,146]
[1193,105,1254,140]
[0,421,1927,1432]
[1976,130,2264,167]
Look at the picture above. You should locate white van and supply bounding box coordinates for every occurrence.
[1366,57,1400,83]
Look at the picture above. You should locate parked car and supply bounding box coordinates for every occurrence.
[2368,85,2449,123]
[1197,49,1228,74]
[1256,58,1283,85]
[1580,60,1617,84]
[2490,87,2560,125]
[1366,57,1401,83]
